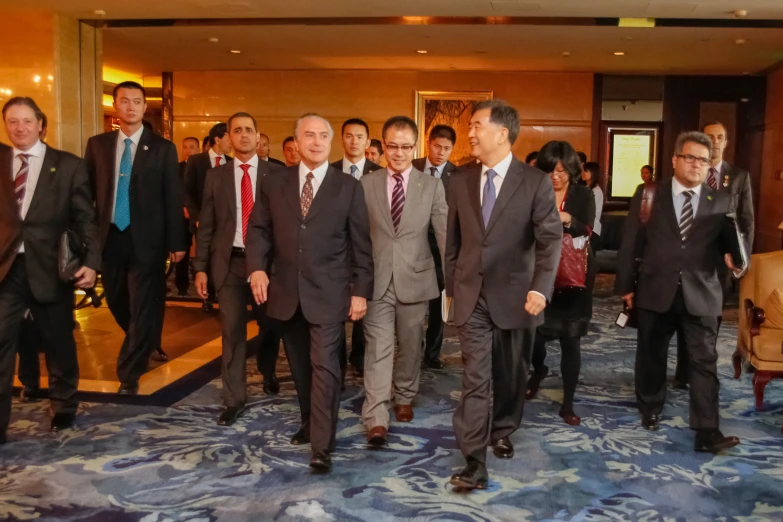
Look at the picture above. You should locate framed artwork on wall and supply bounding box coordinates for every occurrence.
[414,90,493,166]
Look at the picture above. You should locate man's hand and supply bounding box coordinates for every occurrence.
[524,292,546,316]
[195,272,209,299]
[349,296,367,321]
[74,266,96,289]
[170,251,186,263]
[184,207,190,219]
[725,253,742,274]
[622,292,635,310]
[250,271,270,305]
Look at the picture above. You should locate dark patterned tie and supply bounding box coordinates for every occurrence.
[14,153,30,211]
[430,166,438,178]
[391,173,405,232]
[679,190,695,241]
[707,167,718,189]
[301,172,314,217]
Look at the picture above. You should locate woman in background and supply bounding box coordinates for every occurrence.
[640,164,654,183]
[581,161,604,252]
[526,140,596,426]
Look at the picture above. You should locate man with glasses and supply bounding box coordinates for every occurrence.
[616,131,743,453]
[360,116,447,447]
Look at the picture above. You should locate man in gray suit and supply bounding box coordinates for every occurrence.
[445,100,562,490]
[361,116,448,446]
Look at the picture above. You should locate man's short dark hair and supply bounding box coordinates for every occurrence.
[577,151,587,164]
[701,121,728,137]
[41,112,48,132]
[537,140,582,185]
[112,81,147,101]
[2,97,45,121]
[368,138,383,153]
[259,133,269,141]
[208,123,228,146]
[283,136,295,148]
[227,112,257,132]
[525,151,539,164]
[342,118,370,136]
[183,136,200,147]
[202,136,210,149]
[382,116,418,143]
[583,161,600,189]
[429,124,456,145]
[472,100,520,145]
[674,131,712,156]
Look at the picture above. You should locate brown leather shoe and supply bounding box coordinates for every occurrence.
[367,426,387,447]
[394,404,413,422]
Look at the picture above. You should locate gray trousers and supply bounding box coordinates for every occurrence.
[362,278,428,430]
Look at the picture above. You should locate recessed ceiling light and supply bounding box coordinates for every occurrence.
[417,50,428,54]
[562,51,571,57]
[94,9,106,16]
[230,49,241,54]
[33,75,41,83]
[208,37,219,43]
[735,38,746,45]
[614,52,625,56]
[734,9,748,18]
[47,75,53,81]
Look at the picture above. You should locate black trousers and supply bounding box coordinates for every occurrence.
[282,307,344,453]
[17,313,41,389]
[255,306,281,380]
[531,333,582,411]
[339,318,365,374]
[103,226,167,385]
[424,293,445,362]
[174,223,192,295]
[454,291,533,465]
[0,257,79,433]
[636,288,720,430]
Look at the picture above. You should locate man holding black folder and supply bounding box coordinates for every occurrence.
[615,131,744,453]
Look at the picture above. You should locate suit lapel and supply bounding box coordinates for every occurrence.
[485,159,523,235]
[397,169,422,235]
[224,160,237,230]
[304,167,339,223]
[695,183,716,220]
[374,170,395,235]
[284,168,303,220]
[130,128,152,184]
[25,146,56,219]
[467,165,484,233]
[658,179,681,236]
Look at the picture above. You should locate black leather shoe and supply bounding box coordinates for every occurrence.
[642,413,661,431]
[50,413,75,432]
[450,460,489,490]
[0,432,6,444]
[291,427,310,445]
[202,300,214,313]
[492,437,514,459]
[20,386,41,403]
[695,429,740,453]
[151,347,169,362]
[263,376,280,396]
[217,406,245,426]
[310,450,332,472]
[117,382,139,395]
[425,358,445,370]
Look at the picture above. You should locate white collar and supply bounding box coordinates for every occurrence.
[343,156,366,173]
[300,160,330,182]
[481,152,513,179]
[672,176,703,197]
[119,126,144,145]
[13,139,45,158]
[234,154,259,170]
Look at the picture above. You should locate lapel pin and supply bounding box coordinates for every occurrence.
[143,145,149,151]
[722,174,729,188]
[50,167,56,172]
[707,195,712,201]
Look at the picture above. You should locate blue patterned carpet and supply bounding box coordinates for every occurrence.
[3,275,783,521]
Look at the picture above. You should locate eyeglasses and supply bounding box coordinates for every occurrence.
[384,143,415,153]
[676,154,710,167]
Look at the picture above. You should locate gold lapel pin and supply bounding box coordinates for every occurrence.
[707,195,712,201]
[143,145,149,151]
[50,167,56,172]
[722,174,729,188]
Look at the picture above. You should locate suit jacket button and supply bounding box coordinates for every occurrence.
[681,244,685,249]
[301,224,306,230]
[478,271,484,276]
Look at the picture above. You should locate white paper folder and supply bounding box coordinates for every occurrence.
[441,290,454,325]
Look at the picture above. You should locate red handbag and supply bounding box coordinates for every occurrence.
[554,233,589,289]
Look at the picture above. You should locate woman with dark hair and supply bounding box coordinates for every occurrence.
[640,164,654,183]
[526,140,596,426]
[581,161,604,252]
[525,150,538,166]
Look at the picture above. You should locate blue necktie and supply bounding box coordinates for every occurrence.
[482,169,497,227]
[114,138,133,231]
[350,164,359,179]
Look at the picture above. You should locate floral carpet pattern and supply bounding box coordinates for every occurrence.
[2,275,783,521]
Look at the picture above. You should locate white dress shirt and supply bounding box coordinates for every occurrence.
[299,161,329,198]
[424,158,446,179]
[112,126,144,222]
[12,140,46,253]
[233,155,259,248]
[342,156,367,179]
[208,148,227,168]
[479,152,513,204]
[672,176,703,222]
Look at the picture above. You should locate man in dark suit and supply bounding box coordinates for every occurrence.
[248,113,373,472]
[84,81,187,395]
[413,124,458,370]
[331,118,381,378]
[0,97,100,439]
[282,135,300,167]
[445,100,562,489]
[257,133,285,167]
[195,112,283,425]
[172,137,201,299]
[673,121,756,387]
[616,131,742,453]
[184,123,232,313]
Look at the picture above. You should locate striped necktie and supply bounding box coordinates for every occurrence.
[679,190,695,241]
[391,173,405,232]
[239,164,253,244]
[14,153,30,212]
[707,167,718,189]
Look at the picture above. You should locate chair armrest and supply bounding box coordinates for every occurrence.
[744,298,766,337]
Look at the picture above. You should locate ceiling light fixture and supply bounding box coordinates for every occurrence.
[208,37,219,43]
[417,50,428,54]
[733,9,748,18]
[614,52,625,56]
[562,51,571,57]
[33,75,41,83]
[94,9,106,16]
[230,49,241,54]
[735,38,746,45]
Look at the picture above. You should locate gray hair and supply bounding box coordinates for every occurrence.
[294,113,334,141]
[673,131,712,155]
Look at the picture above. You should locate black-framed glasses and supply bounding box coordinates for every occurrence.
[676,154,710,167]
[384,143,416,153]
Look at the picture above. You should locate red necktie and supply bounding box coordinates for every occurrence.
[215,156,222,167]
[707,167,718,189]
[239,164,253,244]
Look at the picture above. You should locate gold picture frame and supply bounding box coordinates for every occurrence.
[415,90,493,166]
